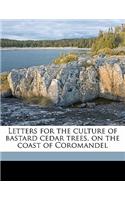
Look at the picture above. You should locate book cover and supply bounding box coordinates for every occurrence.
[0,19,125,180]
